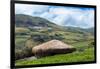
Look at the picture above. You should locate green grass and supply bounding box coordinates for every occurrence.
[15,27,95,66]
[15,15,95,65]
[71,41,90,48]
[15,27,30,33]
[15,47,94,66]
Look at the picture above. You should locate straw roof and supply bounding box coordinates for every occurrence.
[32,40,76,58]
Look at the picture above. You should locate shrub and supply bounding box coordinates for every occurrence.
[15,47,33,60]
[88,41,95,48]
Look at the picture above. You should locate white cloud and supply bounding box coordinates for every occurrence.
[40,12,57,20]
[49,7,94,28]
[15,4,49,15]
[15,4,94,28]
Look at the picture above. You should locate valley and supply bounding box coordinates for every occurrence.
[15,14,95,66]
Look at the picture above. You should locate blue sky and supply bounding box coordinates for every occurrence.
[15,4,94,28]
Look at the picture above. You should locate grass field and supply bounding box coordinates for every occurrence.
[16,48,94,66]
[15,14,95,66]
[15,41,95,66]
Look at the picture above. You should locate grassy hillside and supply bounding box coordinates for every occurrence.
[15,14,64,31]
[15,14,95,65]
[16,41,95,65]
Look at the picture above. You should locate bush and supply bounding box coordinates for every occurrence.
[31,34,50,42]
[88,41,95,48]
[15,47,33,60]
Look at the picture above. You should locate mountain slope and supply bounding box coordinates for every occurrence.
[15,14,94,34]
[15,14,63,31]
[64,26,94,35]
[15,14,94,60]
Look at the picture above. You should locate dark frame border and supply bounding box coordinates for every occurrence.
[11,0,97,69]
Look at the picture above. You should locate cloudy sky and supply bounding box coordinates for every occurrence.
[15,4,95,28]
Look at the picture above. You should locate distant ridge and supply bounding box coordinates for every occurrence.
[15,14,94,35]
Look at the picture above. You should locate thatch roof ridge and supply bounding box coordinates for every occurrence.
[33,40,73,50]
[32,40,76,57]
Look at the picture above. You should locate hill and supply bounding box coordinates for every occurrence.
[15,14,94,35]
[15,14,94,60]
[15,14,64,31]
[64,26,94,35]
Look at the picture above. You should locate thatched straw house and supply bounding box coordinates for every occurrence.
[32,40,76,58]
